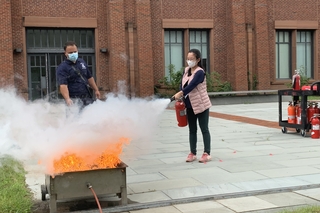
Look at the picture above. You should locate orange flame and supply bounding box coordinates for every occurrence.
[52,137,130,174]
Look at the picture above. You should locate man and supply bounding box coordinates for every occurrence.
[57,41,100,107]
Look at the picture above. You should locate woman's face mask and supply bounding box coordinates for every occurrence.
[187,60,196,68]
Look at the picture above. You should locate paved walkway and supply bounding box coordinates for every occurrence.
[25,101,320,213]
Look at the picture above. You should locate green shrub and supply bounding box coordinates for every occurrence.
[280,205,320,213]
[156,64,183,91]
[0,155,33,213]
[207,71,232,92]
[155,65,232,97]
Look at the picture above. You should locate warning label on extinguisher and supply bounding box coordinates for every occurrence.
[312,125,320,130]
[180,110,186,116]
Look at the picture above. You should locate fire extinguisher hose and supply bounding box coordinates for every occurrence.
[87,183,103,213]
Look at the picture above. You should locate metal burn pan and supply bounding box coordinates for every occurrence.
[41,162,128,213]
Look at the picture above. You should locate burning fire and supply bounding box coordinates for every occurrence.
[52,137,130,174]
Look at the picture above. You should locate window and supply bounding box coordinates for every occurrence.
[296,31,313,78]
[275,30,313,80]
[26,28,94,50]
[276,31,291,79]
[189,30,209,72]
[164,29,210,79]
[164,30,183,78]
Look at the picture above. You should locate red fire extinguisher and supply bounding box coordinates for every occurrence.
[310,114,320,139]
[308,102,315,123]
[288,101,296,124]
[171,97,188,127]
[315,103,320,114]
[292,70,301,90]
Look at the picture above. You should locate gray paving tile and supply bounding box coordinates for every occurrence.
[255,166,320,178]
[295,174,320,184]
[273,141,320,148]
[126,159,164,168]
[125,167,138,176]
[295,188,320,201]
[194,171,268,185]
[271,177,312,188]
[292,151,320,158]
[277,158,320,167]
[231,179,286,191]
[162,185,218,199]
[174,200,235,213]
[128,178,202,193]
[217,162,284,173]
[160,167,229,179]
[217,196,278,212]
[136,152,187,160]
[207,183,244,195]
[129,206,181,213]
[130,164,196,174]
[128,191,172,205]
[232,145,284,152]
[127,173,166,184]
[256,192,318,207]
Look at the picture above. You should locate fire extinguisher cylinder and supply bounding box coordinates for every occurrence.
[287,101,296,124]
[175,99,188,127]
[310,114,320,139]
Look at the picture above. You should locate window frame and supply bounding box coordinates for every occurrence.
[163,29,211,79]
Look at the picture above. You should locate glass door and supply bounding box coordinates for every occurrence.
[26,28,95,101]
[28,53,95,101]
[28,54,64,101]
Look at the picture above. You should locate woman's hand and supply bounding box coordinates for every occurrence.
[173,91,184,100]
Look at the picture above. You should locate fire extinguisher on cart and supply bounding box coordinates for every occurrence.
[310,114,320,139]
[292,70,301,90]
[287,101,296,124]
[171,97,188,127]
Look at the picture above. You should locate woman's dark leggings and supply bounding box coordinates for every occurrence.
[187,108,211,155]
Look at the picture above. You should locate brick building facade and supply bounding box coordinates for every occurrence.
[0,0,319,100]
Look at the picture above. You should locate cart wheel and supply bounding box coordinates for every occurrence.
[41,185,48,201]
[300,130,306,137]
[281,127,287,133]
[296,128,301,133]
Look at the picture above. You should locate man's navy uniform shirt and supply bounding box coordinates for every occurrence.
[56,58,93,97]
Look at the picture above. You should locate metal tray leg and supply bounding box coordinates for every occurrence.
[120,185,128,205]
[49,194,57,213]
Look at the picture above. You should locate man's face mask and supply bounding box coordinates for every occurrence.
[68,52,78,62]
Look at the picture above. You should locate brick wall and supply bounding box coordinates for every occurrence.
[254,0,271,90]
[22,0,96,17]
[4,0,320,98]
[0,0,14,86]
[229,0,248,91]
[96,0,109,95]
[106,0,128,93]
[135,0,154,97]
[10,0,25,93]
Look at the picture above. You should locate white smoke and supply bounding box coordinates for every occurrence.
[0,87,170,173]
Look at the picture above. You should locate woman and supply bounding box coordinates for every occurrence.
[173,49,212,163]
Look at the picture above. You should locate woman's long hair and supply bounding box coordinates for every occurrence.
[188,49,204,76]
